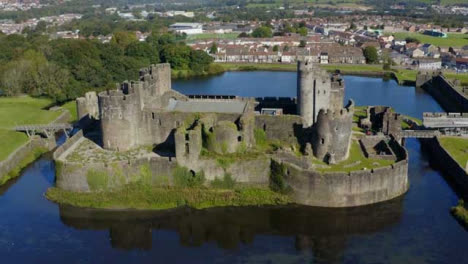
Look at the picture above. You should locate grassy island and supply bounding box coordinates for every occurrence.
[451,200,468,228]
[46,184,291,210]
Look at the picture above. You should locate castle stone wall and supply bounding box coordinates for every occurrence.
[275,154,409,207]
[0,137,56,180]
[56,156,177,192]
[76,92,99,121]
[422,137,468,195]
[417,72,468,112]
[255,115,303,145]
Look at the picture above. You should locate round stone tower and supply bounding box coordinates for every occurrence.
[99,83,141,152]
[297,61,331,128]
[311,100,354,163]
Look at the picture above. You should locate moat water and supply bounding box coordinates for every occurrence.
[0,72,466,263]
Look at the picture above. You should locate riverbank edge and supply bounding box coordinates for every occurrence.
[451,200,468,229]
[44,185,293,211]
[0,110,71,185]
[214,62,417,86]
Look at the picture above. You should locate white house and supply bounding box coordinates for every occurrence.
[417,59,442,70]
[169,23,203,35]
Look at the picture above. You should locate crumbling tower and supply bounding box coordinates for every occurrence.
[297,61,353,163]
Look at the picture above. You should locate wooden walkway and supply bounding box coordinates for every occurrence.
[14,124,73,138]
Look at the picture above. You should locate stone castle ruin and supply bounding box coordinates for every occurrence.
[59,62,408,208]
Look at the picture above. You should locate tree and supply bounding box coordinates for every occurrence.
[111,31,138,50]
[252,26,272,38]
[209,43,218,54]
[35,21,47,33]
[349,23,357,31]
[160,44,192,70]
[405,37,420,44]
[299,40,306,48]
[297,27,308,37]
[272,45,279,52]
[238,32,249,38]
[189,50,214,73]
[363,46,378,64]
[125,42,159,64]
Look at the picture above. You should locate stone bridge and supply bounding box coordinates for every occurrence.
[14,124,73,138]
[399,130,440,138]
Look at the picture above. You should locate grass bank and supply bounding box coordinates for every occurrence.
[46,184,292,210]
[172,64,225,79]
[0,146,48,185]
[439,137,468,170]
[217,62,468,86]
[451,200,468,228]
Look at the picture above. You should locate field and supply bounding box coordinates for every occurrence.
[0,96,63,161]
[439,137,468,170]
[388,32,468,48]
[186,33,239,42]
[246,0,370,9]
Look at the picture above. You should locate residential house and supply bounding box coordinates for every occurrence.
[417,59,442,70]
[320,52,329,64]
[407,48,425,58]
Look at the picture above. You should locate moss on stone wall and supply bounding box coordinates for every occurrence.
[254,129,268,148]
[173,165,205,187]
[86,169,109,191]
[139,164,153,185]
[211,173,236,189]
[270,160,292,194]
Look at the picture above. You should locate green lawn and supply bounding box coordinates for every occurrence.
[388,32,468,48]
[61,101,78,123]
[439,137,468,170]
[0,96,63,161]
[320,64,384,73]
[445,72,468,86]
[186,33,239,42]
[313,140,396,173]
[219,62,296,71]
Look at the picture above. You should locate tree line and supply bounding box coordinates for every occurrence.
[0,31,217,102]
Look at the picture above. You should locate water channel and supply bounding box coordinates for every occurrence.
[0,72,466,263]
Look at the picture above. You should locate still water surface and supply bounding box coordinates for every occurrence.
[0,72,465,263]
